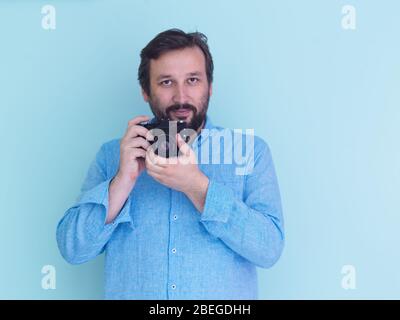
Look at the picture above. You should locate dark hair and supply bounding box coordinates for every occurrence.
[138,28,214,96]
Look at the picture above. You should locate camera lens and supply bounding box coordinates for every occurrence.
[157,140,169,157]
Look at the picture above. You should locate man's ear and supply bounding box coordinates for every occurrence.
[209,83,213,97]
[141,88,150,102]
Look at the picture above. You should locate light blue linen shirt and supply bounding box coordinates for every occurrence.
[56,116,284,300]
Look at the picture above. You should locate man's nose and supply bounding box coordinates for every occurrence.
[172,83,189,105]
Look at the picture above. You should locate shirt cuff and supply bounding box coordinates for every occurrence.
[200,179,234,224]
[75,178,134,233]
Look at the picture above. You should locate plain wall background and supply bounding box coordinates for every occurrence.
[0,0,399,299]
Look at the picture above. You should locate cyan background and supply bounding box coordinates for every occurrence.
[0,0,399,299]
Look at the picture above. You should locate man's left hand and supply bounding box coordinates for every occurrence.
[145,134,209,212]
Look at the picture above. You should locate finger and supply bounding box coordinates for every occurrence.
[146,147,166,167]
[145,149,158,168]
[125,125,154,141]
[145,158,164,173]
[176,133,191,156]
[127,137,151,150]
[128,115,150,126]
[132,148,147,159]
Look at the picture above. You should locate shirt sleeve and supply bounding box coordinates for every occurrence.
[56,142,134,265]
[199,139,285,268]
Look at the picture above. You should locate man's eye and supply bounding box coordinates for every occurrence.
[188,77,199,84]
[161,80,172,86]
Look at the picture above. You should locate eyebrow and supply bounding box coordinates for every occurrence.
[156,71,203,81]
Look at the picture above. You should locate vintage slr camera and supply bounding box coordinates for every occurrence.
[138,118,190,158]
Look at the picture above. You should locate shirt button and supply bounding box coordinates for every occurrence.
[173,215,178,220]
[171,284,176,290]
[171,248,177,254]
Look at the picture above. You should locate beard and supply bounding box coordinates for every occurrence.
[148,92,210,132]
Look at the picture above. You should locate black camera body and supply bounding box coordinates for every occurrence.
[138,118,190,158]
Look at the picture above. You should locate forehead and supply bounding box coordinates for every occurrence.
[149,46,206,79]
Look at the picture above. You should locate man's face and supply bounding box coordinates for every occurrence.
[142,46,212,132]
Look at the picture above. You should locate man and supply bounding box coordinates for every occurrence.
[56,29,284,300]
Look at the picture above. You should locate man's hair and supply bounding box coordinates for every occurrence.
[138,28,214,96]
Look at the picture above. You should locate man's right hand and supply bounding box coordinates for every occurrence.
[116,115,154,183]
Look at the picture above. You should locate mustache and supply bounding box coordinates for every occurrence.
[165,103,197,116]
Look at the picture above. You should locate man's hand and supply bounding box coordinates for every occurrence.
[117,115,154,183]
[145,133,209,212]
[106,115,154,224]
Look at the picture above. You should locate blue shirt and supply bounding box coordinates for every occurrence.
[56,116,284,300]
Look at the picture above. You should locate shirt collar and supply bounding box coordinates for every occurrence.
[203,115,214,130]
[193,115,215,148]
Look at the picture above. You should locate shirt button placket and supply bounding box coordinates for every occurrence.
[169,191,179,298]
